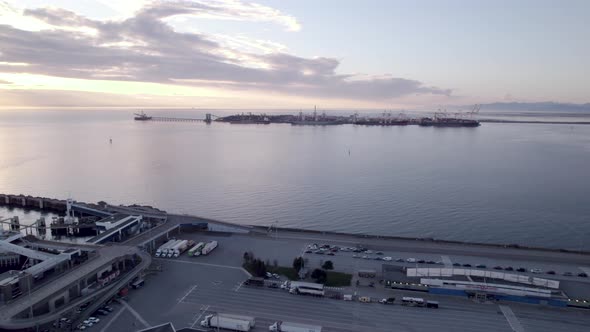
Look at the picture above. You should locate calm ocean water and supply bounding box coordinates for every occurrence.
[1,109,590,249]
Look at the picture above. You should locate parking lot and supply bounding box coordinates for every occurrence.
[88,232,590,331]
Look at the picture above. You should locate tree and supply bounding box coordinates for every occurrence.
[243,252,251,263]
[322,260,334,270]
[293,256,304,273]
[251,258,267,277]
[311,268,327,284]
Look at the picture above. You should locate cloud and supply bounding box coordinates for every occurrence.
[144,0,301,32]
[0,0,451,103]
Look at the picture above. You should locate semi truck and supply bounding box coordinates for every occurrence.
[163,240,182,258]
[155,240,176,257]
[201,241,218,255]
[188,242,205,256]
[200,313,254,331]
[171,240,189,258]
[269,321,322,332]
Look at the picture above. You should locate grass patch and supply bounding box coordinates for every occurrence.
[325,271,352,287]
[268,266,299,280]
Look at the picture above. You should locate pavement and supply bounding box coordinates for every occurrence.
[94,231,590,332]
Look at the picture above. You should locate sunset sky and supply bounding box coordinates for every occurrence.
[0,0,588,109]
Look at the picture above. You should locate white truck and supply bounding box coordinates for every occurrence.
[155,240,176,257]
[167,240,186,258]
[172,240,188,258]
[188,242,205,256]
[269,321,322,332]
[200,314,254,331]
[164,240,182,258]
[201,241,218,255]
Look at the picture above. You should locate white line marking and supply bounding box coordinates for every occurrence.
[191,305,210,328]
[119,300,150,328]
[241,267,252,277]
[234,281,244,292]
[499,305,525,332]
[179,284,198,304]
[99,306,126,332]
[579,267,590,275]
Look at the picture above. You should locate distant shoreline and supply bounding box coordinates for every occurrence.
[480,119,590,125]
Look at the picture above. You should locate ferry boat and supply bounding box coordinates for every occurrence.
[134,111,152,121]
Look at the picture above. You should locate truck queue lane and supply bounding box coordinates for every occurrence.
[178,279,511,332]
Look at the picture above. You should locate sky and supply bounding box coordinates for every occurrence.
[0,0,588,110]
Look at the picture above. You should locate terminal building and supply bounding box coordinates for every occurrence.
[0,229,150,331]
[382,265,569,307]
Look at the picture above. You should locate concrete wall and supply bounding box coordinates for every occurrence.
[48,290,70,312]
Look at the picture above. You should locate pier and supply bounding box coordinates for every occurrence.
[134,111,217,123]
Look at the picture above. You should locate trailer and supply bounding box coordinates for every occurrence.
[200,313,254,331]
[269,321,322,332]
[288,281,324,297]
[172,240,188,258]
[201,241,218,255]
[155,240,176,257]
[164,240,182,258]
[244,277,265,287]
[189,242,205,256]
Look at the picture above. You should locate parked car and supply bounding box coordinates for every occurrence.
[453,263,461,267]
[327,252,335,256]
[493,266,503,270]
[504,266,514,271]
[352,254,360,258]
[530,268,542,274]
[426,260,436,264]
[375,251,384,255]
[462,264,472,267]
[578,273,588,278]
[417,260,426,264]
[546,270,556,275]
[383,256,393,261]
[304,250,312,254]
[516,267,526,272]
[406,258,417,263]
[476,264,486,269]
[563,272,573,276]
[396,258,405,262]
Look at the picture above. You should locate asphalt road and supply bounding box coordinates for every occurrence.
[93,232,590,332]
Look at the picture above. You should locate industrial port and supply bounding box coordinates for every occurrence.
[0,193,589,331]
[132,106,482,127]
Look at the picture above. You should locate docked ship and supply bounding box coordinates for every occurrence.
[352,111,409,126]
[134,111,152,121]
[418,117,480,127]
[354,119,409,126]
